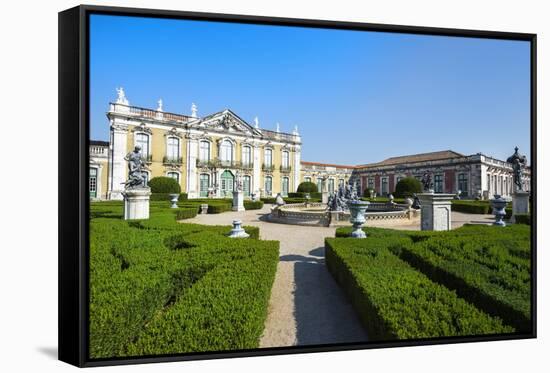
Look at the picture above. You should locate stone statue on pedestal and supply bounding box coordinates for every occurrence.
[506,147,527,192]
[123,145,148,189]
[421,172,433,192]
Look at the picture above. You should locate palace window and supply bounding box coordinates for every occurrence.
[328,178,335,194]
[166,137,180,161]
[242,145,252,167]
[167,171,179,184]
[381,177,389,195]
[135,133,150,157]
[264,148,273,166]
[220,140,234,162]
[265,176,273,195]
[317,178,323,192]
[199,140,210,161]
[199,173,210,197]
[282,151,290,168]
[282,177,289,197]
[220,170,234,197]
[434,174,443,193]
[89,167,97,198]
[368,178,374,190]
[243,175,251,197]
[458,173,468,195]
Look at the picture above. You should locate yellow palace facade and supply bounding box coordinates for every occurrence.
[102,90,302,200]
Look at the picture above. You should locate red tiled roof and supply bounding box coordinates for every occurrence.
[356,150,464,168]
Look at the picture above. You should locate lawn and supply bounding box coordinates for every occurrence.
[89,201,278,358]
[326,224,531,340]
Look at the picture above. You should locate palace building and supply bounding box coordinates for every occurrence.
[90,89,530,201]
[103,89,302,200]
[354,150,531,199]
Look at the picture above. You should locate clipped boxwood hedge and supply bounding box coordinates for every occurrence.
[89,203,277,358]
[288,192,322,199]
[148,176,181,194]
[150,193,182,202]
[244,200,264,210]
[325,236,513,340]
[175,207,198,220]
[514,213,531,225]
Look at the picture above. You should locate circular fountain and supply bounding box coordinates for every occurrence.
[268,181,419,227]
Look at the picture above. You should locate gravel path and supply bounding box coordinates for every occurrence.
[184,204,493,348]
[185,205,369,347]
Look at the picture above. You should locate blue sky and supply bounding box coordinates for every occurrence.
[90,14,531,165]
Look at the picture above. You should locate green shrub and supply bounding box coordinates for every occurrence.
[394,225,531,332]
[288,192,322,199]
[244,200,264,210]
[514,213,531,225]
[89,203,277,358]
[325,236,513,340]
[150,193,181,201]
[175,207,198,220]
[148,176,181,194]
[180,192,188,200]
[208,202,232,214]
[297,181,318,193]
[451,200,492,214]
[394,177,423,198]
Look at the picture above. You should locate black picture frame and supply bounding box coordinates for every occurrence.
[59,4,537,367]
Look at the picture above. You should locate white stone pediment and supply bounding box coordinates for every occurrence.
[196,110,262,137]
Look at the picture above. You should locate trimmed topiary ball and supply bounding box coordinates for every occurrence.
[394,177,422,198]
[297,181,318,193]
[148,176,181,194]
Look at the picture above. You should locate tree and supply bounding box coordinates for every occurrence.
[148,176,181,194]
[297,181,318,193]
[394,177,422,198]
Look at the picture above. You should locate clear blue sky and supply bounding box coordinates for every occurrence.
[90,14,531,165]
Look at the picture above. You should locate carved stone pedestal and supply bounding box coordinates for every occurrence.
[122,187,151,220]
[232,190,245,212]
[417,193,454,231]
[511,191,530,223]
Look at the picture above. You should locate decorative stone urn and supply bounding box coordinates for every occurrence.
[228,219,249,238]
[169,193,179,209]
[490,194,507,227]
[347,200,370,238]
[304,193,311,207]
[200,204,208,214]
[388,194,395,205]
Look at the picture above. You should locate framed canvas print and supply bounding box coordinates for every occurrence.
[58,4,537,367]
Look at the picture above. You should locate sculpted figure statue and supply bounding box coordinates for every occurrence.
[123,145,147,189]
[421,172,433,192]
[506,147,527,191]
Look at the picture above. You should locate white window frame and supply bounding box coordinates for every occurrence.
[199,140,211,162]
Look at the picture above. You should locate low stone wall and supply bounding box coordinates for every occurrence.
[268,202,419,227]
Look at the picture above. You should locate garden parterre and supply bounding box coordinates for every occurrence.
[327,224,531,339]
[89,201,278,358]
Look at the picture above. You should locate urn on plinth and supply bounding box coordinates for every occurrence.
[169,193,179,209]
[347,200,370,238]
[490,194,507,227]
[228,220,250,238]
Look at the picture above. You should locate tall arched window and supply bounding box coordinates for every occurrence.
[200,174,210,197]
[199,140,210,161]
[167,171,179,183]
[264,148,272,166]
[166,137,180,161]
[135,133,150,158]
[328,178,335,194]
[220,139,234,162]
[242,145,252,167]
[282,177,289,196]
[282,151,289,168]
[243,175,251,196]
[265,176,272,196]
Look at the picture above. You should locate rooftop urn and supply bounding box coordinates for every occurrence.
[169,193,179,209]
[490,194,507,227]
[347,199,370,238]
